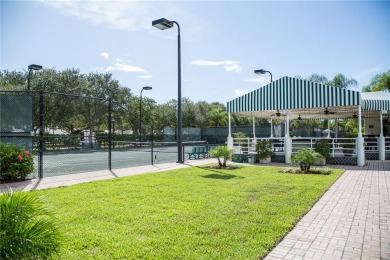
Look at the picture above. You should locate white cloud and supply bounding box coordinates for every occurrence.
[138,75,152,79]
[37,1,203,33]
[191,59,242,73]
[244,77,270,86]
[101,52,109,59]
[235,88,248,97]
[106,62,146,73]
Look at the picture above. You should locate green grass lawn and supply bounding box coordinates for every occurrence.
[35,165,344,259]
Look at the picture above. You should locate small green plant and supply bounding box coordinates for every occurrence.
[0,189,62,259]
[0,142,34,180]
[255,140,274,159]
[291,148,323,173]
[314,139,330,158]
[209,146,234,169]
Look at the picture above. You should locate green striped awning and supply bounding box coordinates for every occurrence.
[362,92,390,111]
[227,76,361,114]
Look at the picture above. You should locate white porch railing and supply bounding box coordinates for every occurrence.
[231,136,390,157]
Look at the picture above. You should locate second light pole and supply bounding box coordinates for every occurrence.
[140,86,152,141]
[152,18,183,163]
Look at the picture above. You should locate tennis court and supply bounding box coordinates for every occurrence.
[31,141,210,178]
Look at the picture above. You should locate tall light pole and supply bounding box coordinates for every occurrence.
[27,64,43,91]
[152,18,183,163]
[254,69,272,83]
[140,86,152,141]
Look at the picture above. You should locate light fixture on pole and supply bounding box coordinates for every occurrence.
[27,64,43,91]
[140,86,152,141]
[255,68,274,137]
[254,69,272,83]
[152,17,183,163]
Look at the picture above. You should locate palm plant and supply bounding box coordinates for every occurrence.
[209,146,234,168]
[0,189,62,259]
[291,148,323,173]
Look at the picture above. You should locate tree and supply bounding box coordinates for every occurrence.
[291,148,323,173]
[362,70,390,92]
[209,146,234,168]
[328,73,358,89]
[207,108,227,127]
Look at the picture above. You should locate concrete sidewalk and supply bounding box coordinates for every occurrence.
[0,158,215,192]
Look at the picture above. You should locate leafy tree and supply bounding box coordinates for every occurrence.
[328,73,358,89]
[0,189,62,259]
[209,146,234,168]
[306,73,329,84]
[207,108,227,127]
[362,70,390,92]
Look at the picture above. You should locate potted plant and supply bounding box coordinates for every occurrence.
[256,140,273,164]
[314,139,330,165]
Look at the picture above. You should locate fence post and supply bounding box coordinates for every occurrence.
[151,125,154,165]
[108,99,112,170]
[38,90,44,178]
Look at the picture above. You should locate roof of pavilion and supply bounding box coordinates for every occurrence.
[227,76,389,120]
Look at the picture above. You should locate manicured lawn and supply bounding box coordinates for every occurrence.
[36,165,344,259]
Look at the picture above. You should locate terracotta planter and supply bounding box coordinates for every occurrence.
[258,156,271,164]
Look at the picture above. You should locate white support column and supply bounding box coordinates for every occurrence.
[327,119,331,138]
[270,118,274,138]
[227,112,233,149]
[252,116,257,144]
[379,111,385,160]
[284,114,292,163]
[357,105,365,166]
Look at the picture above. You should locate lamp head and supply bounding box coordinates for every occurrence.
[152,18,173,30]
[254,69,266,75]
[143,86,152,91]
[28,64,43,71]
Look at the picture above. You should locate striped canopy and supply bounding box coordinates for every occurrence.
[362,92,390,111]
[227,76,362,120]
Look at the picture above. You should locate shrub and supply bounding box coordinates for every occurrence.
[0,189,62,259]
[0,142,34,180]
[291,148,323,173]
[314,139,330,158]
[209,146,234,169]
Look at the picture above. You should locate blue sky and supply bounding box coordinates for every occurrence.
[1,0,389,104]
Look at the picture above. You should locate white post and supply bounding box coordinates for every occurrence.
[270,118,274,138]
[327,119,331,138]
[357,105,365,166]
[252,116,257,144]
[227,112,233,149]
[379,111,385,160]
[284,114,292,163]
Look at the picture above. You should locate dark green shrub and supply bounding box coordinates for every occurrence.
[314,139,330,158]
[0,189,62,259]
[0,142,34,180]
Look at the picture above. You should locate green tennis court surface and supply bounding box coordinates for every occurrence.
[30,143,209,178]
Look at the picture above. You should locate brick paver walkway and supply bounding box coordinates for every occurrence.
[265,162,390,260]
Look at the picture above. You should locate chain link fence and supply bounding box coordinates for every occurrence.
[1,90,201,179]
